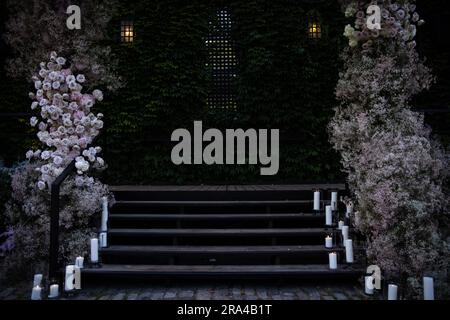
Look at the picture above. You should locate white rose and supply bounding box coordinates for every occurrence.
[34,81,42,90]
[37,181,46,190]
[41,151,51,160]
[75,159,90,172]
[94,120,104,129]
[97,157,105,167]
[30,117,38,127]
[26,150,34,159]
[53,156,63,165]
[56,57,66,65]
[93,89,103,101]
[66,75,76,83]
[76,74,86,83]
[68,82,78,90]
[52,81,61,89]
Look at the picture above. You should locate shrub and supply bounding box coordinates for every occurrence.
[0,162,112,283]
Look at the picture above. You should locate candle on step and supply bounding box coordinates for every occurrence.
[75,256,84,268]
[325,235,333,249]
[101,196,108,231]
[346,203,353,218]
[33,273,43,287]
[342,225,349,241]
[325,206,332,226]
[31,286,42,300]
[423,277,434,300]
[338,220,345,230]
[90,238,99,263]
[388,284,398,300]
[313,190,320,211]
[48,284,59,299]
[331,192,338,211]
[345,239,354,263]
[329,252,338,270]
[100,232,107,248]
[74,266,81,290]
[65,265,75,292]
[365,276,374,295]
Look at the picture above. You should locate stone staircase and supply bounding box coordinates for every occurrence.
[82,185,365,281]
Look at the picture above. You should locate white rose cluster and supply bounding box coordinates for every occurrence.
[26,52,106,190]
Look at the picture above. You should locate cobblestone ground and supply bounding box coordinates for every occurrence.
[0,281,375,300]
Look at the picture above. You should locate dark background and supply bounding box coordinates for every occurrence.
[0,0,449,185]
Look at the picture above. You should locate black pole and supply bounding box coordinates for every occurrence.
[47,135,100,282]
[48,160,76,281]
[49,183,60,281]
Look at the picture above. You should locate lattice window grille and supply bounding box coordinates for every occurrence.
[206,9,238,109]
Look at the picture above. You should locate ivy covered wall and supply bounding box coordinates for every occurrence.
[97,0,347,184]
[1,0,448,184]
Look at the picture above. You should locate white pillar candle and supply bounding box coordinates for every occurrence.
[345,239,354,263]
[74,266,81,290]
[31,286,42,300]
[331,192,338,211]
[313,190,320,211]
[325,236,333,249]
[338,220,345,230]
[365,276,374,295]
[325,206,332,226]
[33,274,43,287]
[49,284,59,298]
[101,196,109,231]
[388,284,398,300]
[329,252,338,270]
[342,225,349,241]
[65,265,75,292]
[90,238,99,263]
[345,203,353,218]
[423,277,434,300]
[100,232,108,248]
[75,256,84,268]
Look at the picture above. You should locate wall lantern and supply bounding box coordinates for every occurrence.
[308,16,322,39]
[121,20,135,43]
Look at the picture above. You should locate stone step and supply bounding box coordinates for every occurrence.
[81,264,364,280]
[108,228,328,237]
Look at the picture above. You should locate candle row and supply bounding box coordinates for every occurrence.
[364,276,435,300]
[31,273,59,300]
[313,190,339,211]
[31,198,110,300]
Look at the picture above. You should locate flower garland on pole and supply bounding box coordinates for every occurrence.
[0,53,112,279]
[330,0,450,298]
[26,52,106,190]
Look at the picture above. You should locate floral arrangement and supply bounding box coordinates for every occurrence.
[25,52,106,190]
[0,53,113,283]
[329,0,450,298]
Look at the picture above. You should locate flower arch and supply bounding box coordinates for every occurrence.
[330,0,450,298]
